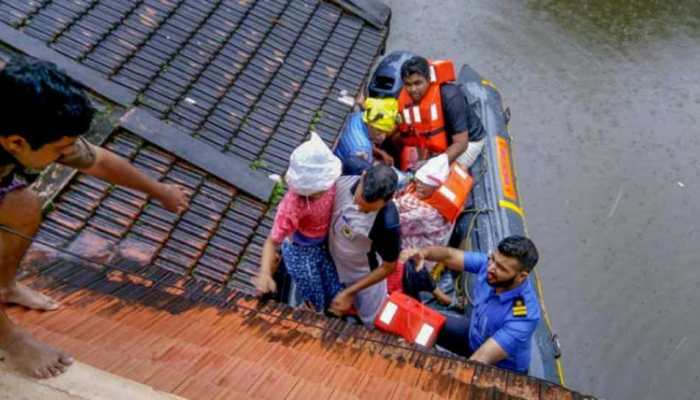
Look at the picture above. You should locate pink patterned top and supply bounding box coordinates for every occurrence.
[270,184,337,243]
[396,192,454,271]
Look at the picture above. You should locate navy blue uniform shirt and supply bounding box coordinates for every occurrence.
[464,252,540,373]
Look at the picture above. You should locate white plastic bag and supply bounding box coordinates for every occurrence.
[285,132,342,195]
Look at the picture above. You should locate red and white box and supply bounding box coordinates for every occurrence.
[374,292,446,347]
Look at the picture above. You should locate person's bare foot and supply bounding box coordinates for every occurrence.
[0,283,59,311]
[1,327,74,379]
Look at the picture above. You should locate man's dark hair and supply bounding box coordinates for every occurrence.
[498,235,539,272]
[342,155,372,176]
[361,164,397,202]
[401,56,430,81]
[0,56,95,150]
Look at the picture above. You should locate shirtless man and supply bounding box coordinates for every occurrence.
[0,57,188,378]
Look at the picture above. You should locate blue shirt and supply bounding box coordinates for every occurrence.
[335,112,373,175]
[463,252,541,373]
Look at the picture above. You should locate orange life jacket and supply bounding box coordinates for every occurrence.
[423,163,473,223]
[398,60,456,171]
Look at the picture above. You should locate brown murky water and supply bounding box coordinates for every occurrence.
[383,1,700,398]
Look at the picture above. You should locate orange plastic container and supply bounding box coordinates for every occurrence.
[430,59,456,83]
[374,292,446,347]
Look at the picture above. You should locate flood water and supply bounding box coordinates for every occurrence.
[382,1,700,398]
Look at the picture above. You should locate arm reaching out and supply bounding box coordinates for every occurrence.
[81,146,189,213]
[60,139,189,213]
[445,131,469,164]
[400,246,465,272]
[255,236,281,296]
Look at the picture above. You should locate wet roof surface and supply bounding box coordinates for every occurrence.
[0,0,388,291]
[36,129,269,291]
[10,250,580,400]
[0,0,382,175]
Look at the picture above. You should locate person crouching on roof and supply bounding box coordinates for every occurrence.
[255,133,344,312]
[334,97,400,175]
[0,57,189,379]
[398,56,486,171]
[388,155,460,305]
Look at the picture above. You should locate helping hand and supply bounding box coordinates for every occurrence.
[412,159,428,172]
[254,273,277,296]
[400,248,427,272]
[330,290,354,315]
[377,149,394,166]
[355,93,366,109]
[156,183,190,214]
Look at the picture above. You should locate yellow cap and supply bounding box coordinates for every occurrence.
[362,97,399,134]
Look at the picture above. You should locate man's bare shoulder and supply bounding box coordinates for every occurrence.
[58,137,97,170]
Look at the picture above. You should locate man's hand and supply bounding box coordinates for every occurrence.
[400,248,427,271]
[330,290,354,315]
[255,273,277,296]
[355,92,366,109]
[411,159,428,173]
[376,149,394,166]
[155,183,190,214]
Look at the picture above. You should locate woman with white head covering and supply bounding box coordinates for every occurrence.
[255,133,344,312]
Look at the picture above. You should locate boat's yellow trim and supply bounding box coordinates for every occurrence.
[504,199,567,385]
[498,200,525,218]
[481,79,497,90]
[533,268,567,386]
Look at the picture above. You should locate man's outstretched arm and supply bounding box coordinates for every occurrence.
[61,139,189,213]
[401,246,465,272]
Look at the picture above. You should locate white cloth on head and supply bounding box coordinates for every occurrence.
[285,132,342,195]
[415,153,450,186]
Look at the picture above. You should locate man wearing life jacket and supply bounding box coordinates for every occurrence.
[390,154,473,304]
[335,97,399,175]
[401,236,541,374]
[398,56,486,171]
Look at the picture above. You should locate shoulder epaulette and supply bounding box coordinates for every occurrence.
[512,297,527,318]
